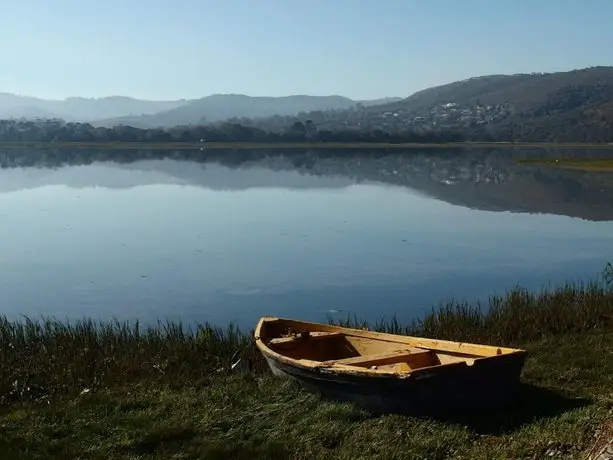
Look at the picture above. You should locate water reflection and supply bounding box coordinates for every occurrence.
[1,147,612,220]
[0,147,612,329]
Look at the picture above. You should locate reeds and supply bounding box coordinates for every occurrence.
[0,318,252,405]
[335,280,613,345]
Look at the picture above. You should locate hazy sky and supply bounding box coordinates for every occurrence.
[1,0,611,100]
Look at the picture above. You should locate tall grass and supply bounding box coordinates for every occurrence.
[605,262,613,288]
[1,274,612,405]
[334,281,613,345]
[0,319,251,405]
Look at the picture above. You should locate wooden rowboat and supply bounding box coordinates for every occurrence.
[254,317,528,414]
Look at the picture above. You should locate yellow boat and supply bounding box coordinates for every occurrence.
[255,316,528,413]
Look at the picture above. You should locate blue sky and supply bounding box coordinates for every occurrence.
[1,0,611,100]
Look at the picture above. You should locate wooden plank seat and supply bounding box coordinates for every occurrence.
[322,347,434,368]
[268,331,343,345]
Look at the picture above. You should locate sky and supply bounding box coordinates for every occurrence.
[1,0,612,101]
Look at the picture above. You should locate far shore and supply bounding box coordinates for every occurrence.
[1,140,613,150]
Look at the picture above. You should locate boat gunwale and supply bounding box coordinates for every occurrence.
[254,316,528,379]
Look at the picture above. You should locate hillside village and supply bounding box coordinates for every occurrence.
[287,102,513,133]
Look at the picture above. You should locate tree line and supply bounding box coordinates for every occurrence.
[0,119,467,144]
[0,117,611,144]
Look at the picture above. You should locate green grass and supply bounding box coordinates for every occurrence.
[0,319,253,405]
[1,275,612,459]
[518,158,613,171]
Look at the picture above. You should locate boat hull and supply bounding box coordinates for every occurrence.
[262,350,526,414]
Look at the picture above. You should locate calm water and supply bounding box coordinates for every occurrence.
[1,148,612,329]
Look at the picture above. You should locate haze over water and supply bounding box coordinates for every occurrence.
[1,148,612,330]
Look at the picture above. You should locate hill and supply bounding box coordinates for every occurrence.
[356,97,403,107]
[91,94,386,128]
[0,93,188,122]
[242,66,613,142]
[402,67,613,112]
[0,92,400,127]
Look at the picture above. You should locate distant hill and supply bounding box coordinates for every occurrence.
[0,92,401,127]
[372,66,613,114]
[0,105,58,120]
[4,66,613,142]
[55,96,189,121]
[0,93,188,122]
[91,94,394,128]
[243,66,613,142]
[367,66,613,142]
[357,97,403,107]
[0,93,60,119]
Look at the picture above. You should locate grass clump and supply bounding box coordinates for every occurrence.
[335,280,613,346]
[0,319,251,405]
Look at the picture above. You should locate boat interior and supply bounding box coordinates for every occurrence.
[258,318,516,372]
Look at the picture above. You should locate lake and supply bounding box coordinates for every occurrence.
[1,147,612,330]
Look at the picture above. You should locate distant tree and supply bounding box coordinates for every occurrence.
[291,121,306,134]
[304,120,317,140]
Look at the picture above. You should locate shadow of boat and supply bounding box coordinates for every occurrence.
[416,383,591,435]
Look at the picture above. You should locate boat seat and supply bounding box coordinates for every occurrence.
[268,331,343,345]
[323,347,434,368]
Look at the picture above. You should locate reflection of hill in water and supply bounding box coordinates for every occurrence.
[0,160,354,192]
[1,147,613,221]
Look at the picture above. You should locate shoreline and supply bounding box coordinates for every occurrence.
[0,140,613,150]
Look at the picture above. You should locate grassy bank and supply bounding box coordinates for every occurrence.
[518,157,613,172]
[1,276,612,459]
[2,140,613,150]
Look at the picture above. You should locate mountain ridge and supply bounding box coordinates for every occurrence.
[0,93,188,121]
[90,95,404,128]
[238,66,613,142]
[0,92,401,128]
